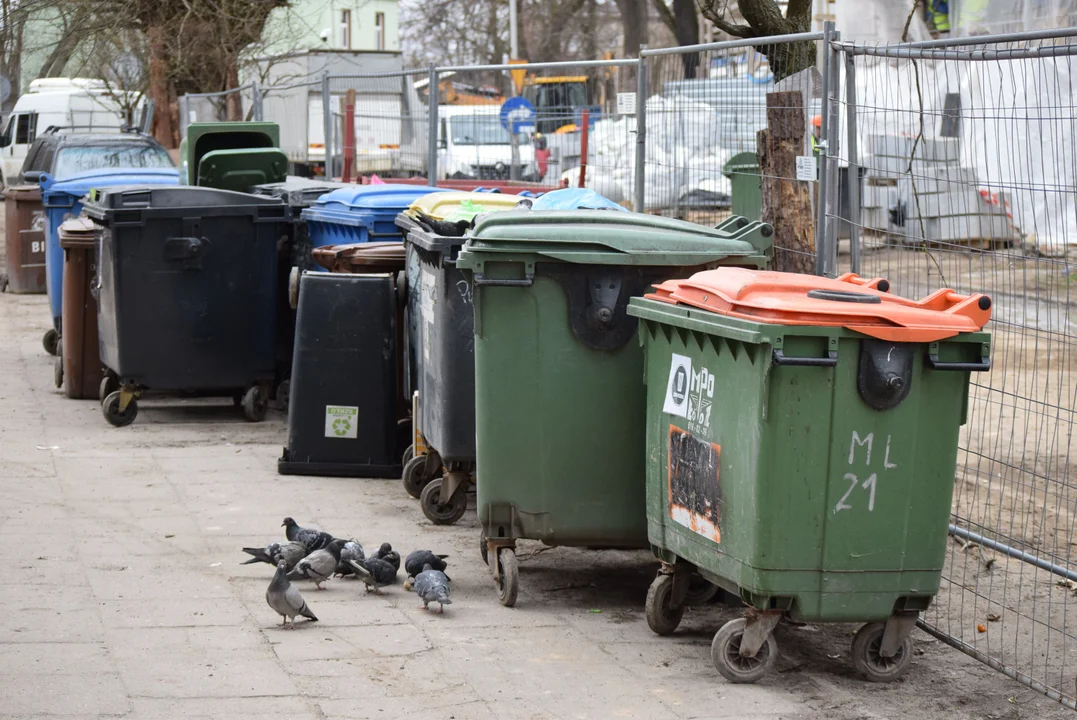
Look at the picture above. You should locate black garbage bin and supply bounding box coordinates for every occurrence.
[83,185,290,427]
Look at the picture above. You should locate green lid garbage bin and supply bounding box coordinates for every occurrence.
[627,268,992,684]
[722,151,761,221]
[455,210,773,608]
[180,122,287,193]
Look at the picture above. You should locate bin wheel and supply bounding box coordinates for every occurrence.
[276,380,290,410]
[53,354,64,389]
[402,454,440,499]
[401,444,414,468]
[495,548,518,608]
[241,386,269,422]
[851,622,913,683]
[645,574,685,636]
[288,266,300,310]
[685,575,720,606]
[99,374,118,403]
[711,618,778,684]
[479,534,489,566]
[43,328,59,356]
[420,477,467,525]
[102,391,138,428]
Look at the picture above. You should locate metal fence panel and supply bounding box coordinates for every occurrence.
[836,35,1077,710]
[259,79,319,168]
[178,84,263,140]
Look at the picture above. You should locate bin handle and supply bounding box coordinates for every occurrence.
[926,352,991,372]
[473,270,534,288]
[772,348,838,367]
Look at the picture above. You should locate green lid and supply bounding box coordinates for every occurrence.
[461,210,772,267]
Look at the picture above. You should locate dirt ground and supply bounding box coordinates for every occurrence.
[0,204,1073,718]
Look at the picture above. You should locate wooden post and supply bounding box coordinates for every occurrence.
[758,90,815,274]
[342,88,356,183]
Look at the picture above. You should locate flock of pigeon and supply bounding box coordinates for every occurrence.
[242,517,452,629]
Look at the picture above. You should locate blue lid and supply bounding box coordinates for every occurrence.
[43,168,179,204]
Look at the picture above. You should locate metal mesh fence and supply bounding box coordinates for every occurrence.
[643,35,824,273]
[260,79,319,169]
[835,33,1077,709]
[178,84,263,140]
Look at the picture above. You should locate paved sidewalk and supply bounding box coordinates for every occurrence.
[0,289,1065,720]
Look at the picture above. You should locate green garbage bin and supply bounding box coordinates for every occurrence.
[722,151,761,220]
[627,267,992,684]
[180,122,287,192]
[456,211,773,608]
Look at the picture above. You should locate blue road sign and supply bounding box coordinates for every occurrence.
[499,96,536,134]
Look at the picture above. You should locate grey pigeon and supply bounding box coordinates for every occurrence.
[287,538,346,589]
[374,542,400,571]
[241,541,308,571]
[405,550,449,578]
[348,557,396,594]
[266,560,318,629]
[414,563,452,613]
[335,539,366,577]
[282,517,336,553]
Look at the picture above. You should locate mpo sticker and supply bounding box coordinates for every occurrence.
[324,405,358,439]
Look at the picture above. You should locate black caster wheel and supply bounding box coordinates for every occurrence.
[275,379,290,410]
[401,443,414,468]
[645,573,685,636]
[42,328,59,356]
[851,622,913,683]
[495,547,518,608]
[241,385,269,422]
[711,618,778,684]
[99,374,118,403]
[480,534,489,566]
[420,477,467,525]
[288,266,300,310]
[685,574,720,605]
[53,353,63,389]
[102,391,138,428]
[402,454,440,499]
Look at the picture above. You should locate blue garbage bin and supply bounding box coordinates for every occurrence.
[42,168,179,335]
[300,184,449,271]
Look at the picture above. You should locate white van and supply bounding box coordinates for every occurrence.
[437,105,538,181]
[0,78,135,187]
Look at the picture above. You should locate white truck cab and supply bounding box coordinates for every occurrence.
[0,78,133,188]
[437,106,537,181]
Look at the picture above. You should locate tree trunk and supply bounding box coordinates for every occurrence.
[146,24,175,148]
[613,0,648,57]
[672,0,700,77]
[225,59,243,121]
[758,90,814,273]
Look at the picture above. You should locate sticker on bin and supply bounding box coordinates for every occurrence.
[668,425,722,544]
[324,405,358,439]
[663,353,715,433]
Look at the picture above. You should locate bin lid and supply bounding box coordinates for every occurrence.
[43,168,179,205]
[722,151,760,177]
[645,267,992,342]
[312,241,406,273]
[463,210,767,266]
[83,185,287,214]
[58,216,97,249]
[405,191,523,223]
[528,188,628,212]
[249,176,348,208]
[303,185,451,226]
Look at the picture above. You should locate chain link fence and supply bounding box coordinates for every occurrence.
[835,30,1077,709]
[178,84,263,140]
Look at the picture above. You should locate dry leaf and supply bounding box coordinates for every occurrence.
[987,613,1001,622]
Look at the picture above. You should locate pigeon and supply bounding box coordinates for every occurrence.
[241,541,308,571]
[286,538,346,589]
[266,560,318,629]
[282,517,336,553]
[335,539,366,578]
[414,563,452,613]
[373,542,400,571]
[348,557,397,594]
[405,550,449,578]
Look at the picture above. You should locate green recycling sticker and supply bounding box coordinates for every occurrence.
[324,405,358,439]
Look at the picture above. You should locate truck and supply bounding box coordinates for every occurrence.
[436,105,538,181]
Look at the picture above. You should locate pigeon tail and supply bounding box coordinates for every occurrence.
[298,603,318,621]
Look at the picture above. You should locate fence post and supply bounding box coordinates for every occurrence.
[634,53,647,214]
[814,21,834,276]
[178,94,188,141]
[823,26,842,276]
[322,72,333,180]
[427,64,439,187]
[844,51,861,275]
[251,81,263,122]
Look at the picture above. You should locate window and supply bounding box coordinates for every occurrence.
[339,9,351,49]
[53,144,173,180]
[375,12,385,50]
[14,113,37,145]
[449,116,526,146]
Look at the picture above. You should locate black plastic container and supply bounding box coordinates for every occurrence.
[278,271,407,477]
[83,185,289,426]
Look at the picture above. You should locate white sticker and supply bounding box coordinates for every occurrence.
[420,268,437,317]
[616,92,637,116]
[796,155,817,182]
[663,353,692,417]
[324,405,358,439]
[422,320,431,362]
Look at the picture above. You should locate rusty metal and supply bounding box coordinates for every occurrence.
[59,218,104,399]
[740,610,782,658]
[3,185,47,294]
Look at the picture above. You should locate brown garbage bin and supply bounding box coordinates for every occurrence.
[58,217,105,399]
[3,184,47,294]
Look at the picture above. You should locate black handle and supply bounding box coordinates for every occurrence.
[368,230,403,239]
[473,271,534,287]
[772,348,838,367]
[926,353,991,372]
[164,236,205,260]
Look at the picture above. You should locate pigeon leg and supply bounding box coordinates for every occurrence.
[438,603,445,614]
[315,581,325,590]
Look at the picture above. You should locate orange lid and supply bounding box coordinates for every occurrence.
[646,267,991,343]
